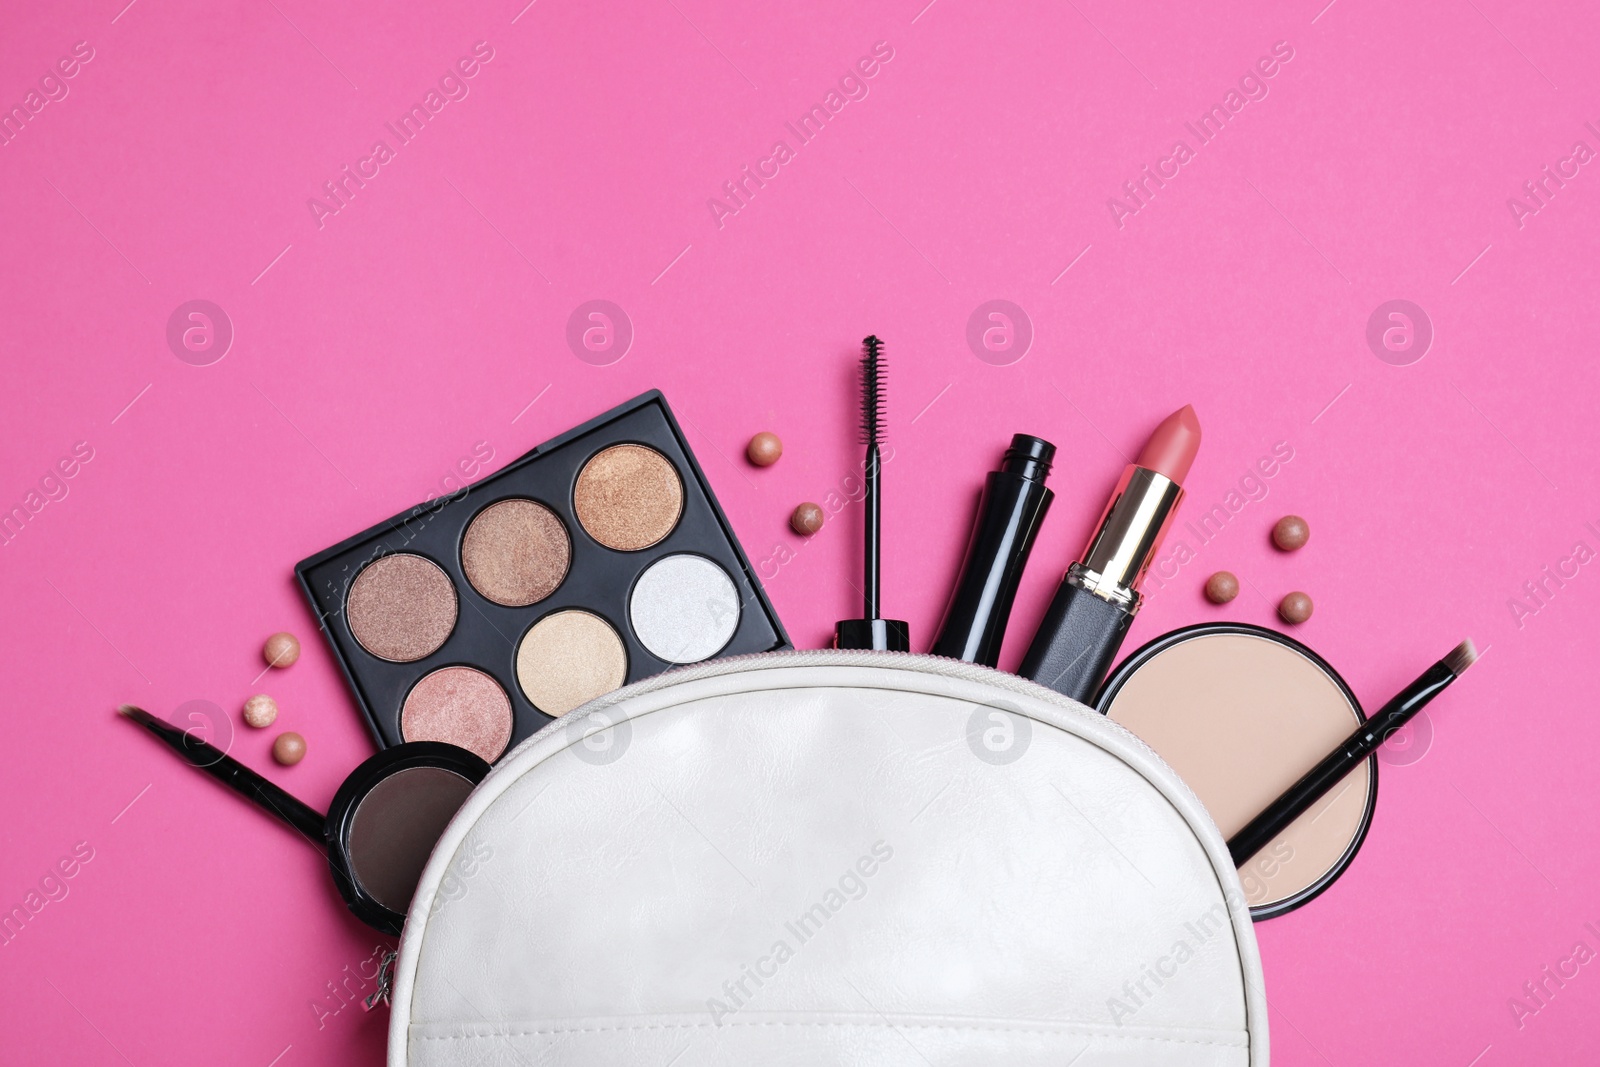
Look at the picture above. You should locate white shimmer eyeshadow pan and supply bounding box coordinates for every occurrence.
[629,554,740,664]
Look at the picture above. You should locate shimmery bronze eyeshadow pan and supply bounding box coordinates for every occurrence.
[460,499,570,607]
[297,391,788,764]
[573,443,683,551]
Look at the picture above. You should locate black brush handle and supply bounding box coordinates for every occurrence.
[121,707,327,842]
[1228,660,1456,865]
[1018,580,1132,703]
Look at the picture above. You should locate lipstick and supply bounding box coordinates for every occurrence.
[1019,405,1200,702]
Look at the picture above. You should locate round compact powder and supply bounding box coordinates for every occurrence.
[1098,624,1374,919]
[401,666,514,762]
[630,553,740,664]
[460,499,571,607]
[516,609,628,715]
[346,766,475,913]
[346,554,458,663]
[573,444,683,551]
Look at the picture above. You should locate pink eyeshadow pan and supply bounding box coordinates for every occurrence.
[401,666,514,763]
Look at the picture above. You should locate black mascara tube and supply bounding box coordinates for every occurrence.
[931,434,1055,666]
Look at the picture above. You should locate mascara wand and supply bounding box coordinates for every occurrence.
[836,335,909,652]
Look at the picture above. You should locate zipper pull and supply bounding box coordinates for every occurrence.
[364,951,398,1010]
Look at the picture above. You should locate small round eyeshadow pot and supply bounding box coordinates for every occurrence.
[324,742,491,935]
[1096,623,1376,920]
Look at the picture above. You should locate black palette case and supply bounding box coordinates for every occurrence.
[296,390,789,758]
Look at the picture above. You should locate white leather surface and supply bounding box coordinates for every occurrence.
[390,652,1267,1065]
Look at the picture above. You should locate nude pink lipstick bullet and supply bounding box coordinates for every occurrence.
[1019,405,1201,703]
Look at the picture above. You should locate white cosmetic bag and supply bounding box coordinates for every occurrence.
[388,651,1268,1065]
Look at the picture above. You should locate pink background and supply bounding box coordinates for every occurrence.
[2,0,1597,1062]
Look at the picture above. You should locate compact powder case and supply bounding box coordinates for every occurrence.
[325,741,491,935]
[298,391,788,763]
[1097,622,1376,920]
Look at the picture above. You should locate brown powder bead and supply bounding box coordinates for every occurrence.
[1278,591,1314,625]
[790,502,824,536]
[1272,515,1310,552]
[747,432,783,467]
[264,632,301,668]
[1204,571,1240,604]
[272,732,307,765]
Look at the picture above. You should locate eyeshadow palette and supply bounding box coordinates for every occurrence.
[297,391,789,763]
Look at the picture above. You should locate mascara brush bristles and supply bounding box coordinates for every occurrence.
[860,335,886,446]
[1444,638,1478,676]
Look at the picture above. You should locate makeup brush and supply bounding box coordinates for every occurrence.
[121,704,492,935]
[1227,639,1478,866]
[835,335,908,651]
[117,705,326,840]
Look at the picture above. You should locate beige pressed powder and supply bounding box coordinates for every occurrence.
[1099,625,1373,917]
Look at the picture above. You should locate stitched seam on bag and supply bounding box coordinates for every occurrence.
[412,1020,1248,1047]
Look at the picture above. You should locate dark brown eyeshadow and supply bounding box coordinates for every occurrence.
[347,766,475,913]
